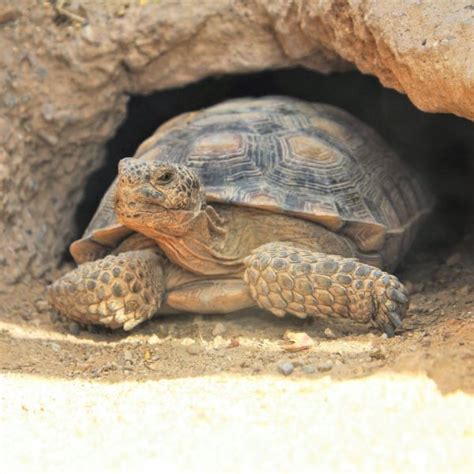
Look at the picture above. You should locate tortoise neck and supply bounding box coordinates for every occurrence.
[150,205,244,275]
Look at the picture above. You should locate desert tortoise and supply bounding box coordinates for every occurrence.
[48,96,432,335]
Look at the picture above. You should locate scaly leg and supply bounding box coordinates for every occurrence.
[243,243,408,336]
[48,250,165,330]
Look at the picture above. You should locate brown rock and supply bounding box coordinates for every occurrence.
[212,322,227,336]
[446,253,462,266]
[283,331,315,352]
[0,6,20,25]
[458,285,472,297]
[324,327,337,339]
[187,343,203,355]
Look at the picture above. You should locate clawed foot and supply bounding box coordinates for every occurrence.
[48,250,164,330]
[372,273,409,336]
[244,243,409,336]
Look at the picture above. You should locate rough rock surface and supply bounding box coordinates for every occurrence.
[0,0,472,285]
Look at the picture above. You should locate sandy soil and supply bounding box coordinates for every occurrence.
[1,372,472,473]
[2,229,473,392]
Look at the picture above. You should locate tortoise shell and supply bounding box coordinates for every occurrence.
[71,96,432,266]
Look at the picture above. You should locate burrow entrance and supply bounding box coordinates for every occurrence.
[75,67,473,257]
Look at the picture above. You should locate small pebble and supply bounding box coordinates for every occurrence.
[67,322,81,336]
[212,322,226,336]
[324,327,336,339]
[404,280,424,295]
[277,361,294,376]
[370,349,386,360]
[81,24,97,44]
[317,360,333,372]
[147,361,161,371]
[148,335,160,344]
[282,330,315,351]
[415,283,425,294]
[115,6,126,17]
[50,342,61,353]
[187,343,202,355]
[302,364,316,374]
[50,311,61,323]
[0,6,20,25]
[458,285,471,297]
[446,253,461,266]
[123,349,133,362]
[181,337,195,346]
[227,337,240,349]
[34,299,50,313]
[212,335,226,350]
[409,302,426,313]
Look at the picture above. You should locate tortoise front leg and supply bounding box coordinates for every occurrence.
[48,250,165,330]
[243,243,408,336]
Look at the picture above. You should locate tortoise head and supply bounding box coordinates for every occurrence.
[116,158,205,236]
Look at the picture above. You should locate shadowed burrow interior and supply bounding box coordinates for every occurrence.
[73,68,474,263]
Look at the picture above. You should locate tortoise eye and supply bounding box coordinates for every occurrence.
[157,171,173,184]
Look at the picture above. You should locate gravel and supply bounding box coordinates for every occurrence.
[123,350,133,362]
[277,361,294,376]
[34,299,50,313]
[317,360,334,372]
[187,343,203,355]
[50,342,61,353]
[324,327,337,339]
[446,253,462,266]
[212,322,226,336]
[302,364,316,374]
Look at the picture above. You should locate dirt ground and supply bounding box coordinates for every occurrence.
[1,226,473,472]
[0,225,474,393]
[1,225,473,390]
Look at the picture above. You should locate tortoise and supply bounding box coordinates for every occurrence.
[48,96,433,335]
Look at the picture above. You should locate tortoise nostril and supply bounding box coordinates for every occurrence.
[141,188,164,200]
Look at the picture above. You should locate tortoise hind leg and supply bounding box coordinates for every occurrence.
[243,242,408,336]
[48,250,165,330]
